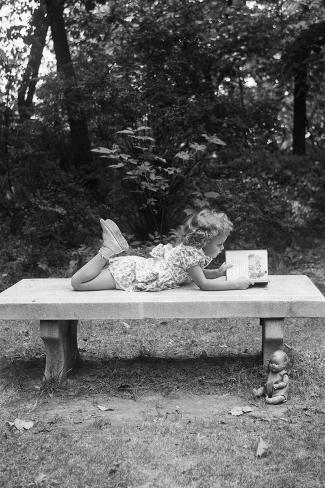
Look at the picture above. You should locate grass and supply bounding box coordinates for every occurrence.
[0,239,325,488]
[1,316,324,488]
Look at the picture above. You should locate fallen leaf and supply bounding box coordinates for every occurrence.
[35,473,47,485]
[229,406,253,416]
[256,437,268,458]
[229,407,244,416]
[97,405,115,411]
[250,412,271,422]
[242,406,253,413]
[7,419,34,430]
[108,462,120,475]
[315,408,325,414]
[117,384,132,391]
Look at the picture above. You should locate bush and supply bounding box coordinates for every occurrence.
[176,148,325,250]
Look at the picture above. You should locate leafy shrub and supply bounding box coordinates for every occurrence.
[0,162,110,280]
[177,149,325,251]
[91,127,227,237]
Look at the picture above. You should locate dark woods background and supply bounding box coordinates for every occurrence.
[1,0,325,287]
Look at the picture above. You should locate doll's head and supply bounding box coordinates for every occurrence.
[268,350,289,373]
[182,209,233,254]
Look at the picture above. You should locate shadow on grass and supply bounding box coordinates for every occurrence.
[2,352,265,397]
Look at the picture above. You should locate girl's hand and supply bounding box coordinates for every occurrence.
[234,276,253,289]
[218,262,233,276]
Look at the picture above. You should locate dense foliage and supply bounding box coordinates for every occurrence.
[0,0,325,284]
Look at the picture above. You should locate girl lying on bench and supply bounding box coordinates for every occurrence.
[71,209,253,292]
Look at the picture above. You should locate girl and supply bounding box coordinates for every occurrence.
[71,209,252,292]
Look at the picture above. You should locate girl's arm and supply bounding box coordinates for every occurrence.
[203,263,233,279]
[203,269,220,279]
[188,265,251,291]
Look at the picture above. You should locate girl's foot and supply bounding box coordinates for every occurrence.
[98,218,129,259]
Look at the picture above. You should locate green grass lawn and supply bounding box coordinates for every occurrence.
[1,240,325,488]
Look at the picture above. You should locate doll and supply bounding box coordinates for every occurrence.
[253,350,289,404]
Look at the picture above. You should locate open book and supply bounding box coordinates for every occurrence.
[225,250,269,284]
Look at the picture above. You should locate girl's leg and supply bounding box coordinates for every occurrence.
[71,254,116,291]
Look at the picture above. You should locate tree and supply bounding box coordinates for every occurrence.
[45,0,92,168]
[285,21,325,154]
[17,1,49,121]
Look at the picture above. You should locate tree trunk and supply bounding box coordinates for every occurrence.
[18,2,48,121]
[45,0,92,168]
[287,21,325,155]
[293,64,307,155]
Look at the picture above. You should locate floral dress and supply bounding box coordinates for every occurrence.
[107,243,212,292]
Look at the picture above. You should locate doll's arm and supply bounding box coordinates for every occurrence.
[273,374,289,390]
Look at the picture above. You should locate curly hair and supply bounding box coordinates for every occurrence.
[182,209,233,248]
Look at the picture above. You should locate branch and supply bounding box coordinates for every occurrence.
[17,2,49,120]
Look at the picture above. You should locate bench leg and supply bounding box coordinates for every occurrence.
[260,318,284,366]
[40,320,80,383]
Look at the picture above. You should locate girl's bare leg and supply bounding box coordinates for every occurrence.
[71,254,116,291]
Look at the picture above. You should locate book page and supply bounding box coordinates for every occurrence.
[226,250,268,282]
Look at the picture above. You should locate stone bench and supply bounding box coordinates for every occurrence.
[0,275,324,382]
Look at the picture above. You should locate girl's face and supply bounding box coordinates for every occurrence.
[203,233,228,258]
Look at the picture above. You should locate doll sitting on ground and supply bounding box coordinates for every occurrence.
[253,350,289,404]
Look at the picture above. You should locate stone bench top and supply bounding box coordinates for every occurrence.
[0,275,325,320]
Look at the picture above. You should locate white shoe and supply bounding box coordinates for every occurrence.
[98,218,129,259]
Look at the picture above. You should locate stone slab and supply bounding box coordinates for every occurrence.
[0,275,325,320]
